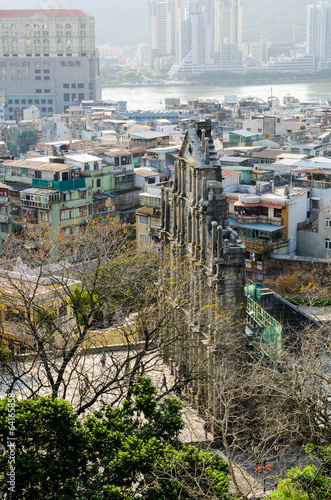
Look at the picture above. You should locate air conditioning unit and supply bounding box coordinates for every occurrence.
[98,189,104,193]
[85,218,90,223]
[146,226,151,232]
[251,253,255,261]
[3,216,8,221]
[48,182,53,187]
[2,197,8,202]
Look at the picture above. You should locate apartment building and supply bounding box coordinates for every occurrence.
[306,1,331,69]
[0,9,101,118]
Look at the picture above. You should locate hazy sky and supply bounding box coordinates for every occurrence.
[6,1,310,46]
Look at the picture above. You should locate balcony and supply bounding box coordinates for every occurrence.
[228,212,283,226]
[32,177,86,192]
[241,237,289,252]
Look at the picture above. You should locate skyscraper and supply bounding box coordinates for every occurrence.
[0,9,101,118]
[206,0,242,54]
[306,1,331,69]
[148,0,182,65]
[175,0,211,71]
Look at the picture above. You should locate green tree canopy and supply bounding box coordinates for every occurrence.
[0,377,230,499]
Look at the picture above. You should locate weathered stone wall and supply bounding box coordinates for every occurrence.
[264,255,331,296]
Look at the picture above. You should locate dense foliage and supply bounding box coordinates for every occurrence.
[0,377,230,499]
[270,444,331,500]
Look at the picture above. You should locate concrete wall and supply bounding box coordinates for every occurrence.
[297,212,331,258]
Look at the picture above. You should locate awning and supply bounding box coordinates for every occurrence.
[234,201,284,209]
[311,197,321,201]
[260,203,284,209]
[234,201,260,208]
[228,217,286,232]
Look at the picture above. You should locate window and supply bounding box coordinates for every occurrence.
[1,223,8,233]
[34,99,39,104]
[312,199,320,210]
[140,234,149,243]
[42,107,46,112]
[84,163,89,171]
[71,93,76,101]
[274,208,282,218]
[94,162,100,170]
[35,76,41,80]
[260,206,268,216]
[138,215,149,225]
[325,218,331,227]
[325,239,331,250]
[1,206,7,215]
[36,89,42,93]
[44,89,50,93]
[63,83,69,88]
[44,76,50,80]
[63,93,70,102]
[41,99,46,104]
[79,206,87,217]
[40,212,48,222]
[78,93,84,101]
[71,83,76,88]
[78,83,84,88]
[97,179,101,188]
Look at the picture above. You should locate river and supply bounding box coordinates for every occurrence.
[102,81,331,111]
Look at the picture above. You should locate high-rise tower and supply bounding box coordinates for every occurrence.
[0,9,100,117]
[148,0,182,65]
[306,1,331,69]
[206,0,242,54]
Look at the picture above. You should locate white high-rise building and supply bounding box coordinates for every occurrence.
[174,0,211,73]
[306,1,331,69]
[148,0,182,65]
[206,0,242,54]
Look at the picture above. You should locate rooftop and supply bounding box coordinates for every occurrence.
[230,129,261,138]
[7,159,75,173]
[0,9,89,18]
[130,131,170,140]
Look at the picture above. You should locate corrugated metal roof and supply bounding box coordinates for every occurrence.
[228,217,285,232]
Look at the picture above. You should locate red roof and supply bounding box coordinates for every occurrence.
[0,9,89,18]
[222,170,239,178]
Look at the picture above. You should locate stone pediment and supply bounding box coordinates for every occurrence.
[179,132,197,165]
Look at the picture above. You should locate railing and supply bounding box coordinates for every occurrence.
[228,212,283,225]
[246,296,282,329]
[32,177,86,192]
[241,237,289,250]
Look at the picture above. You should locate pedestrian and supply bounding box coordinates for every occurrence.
[160,373,167,391]
[139,361,144,374]
[203,421,208,439]
[100,353,106,368]
[174,377,182,397]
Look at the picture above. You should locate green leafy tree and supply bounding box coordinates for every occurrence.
[0,378,231,499]
[270,444,331,500]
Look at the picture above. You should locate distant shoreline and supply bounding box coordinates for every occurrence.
[102,76,331,88]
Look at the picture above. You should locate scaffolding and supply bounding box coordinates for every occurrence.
[245,285,283,355]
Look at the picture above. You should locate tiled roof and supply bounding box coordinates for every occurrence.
[0,9,89,18]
